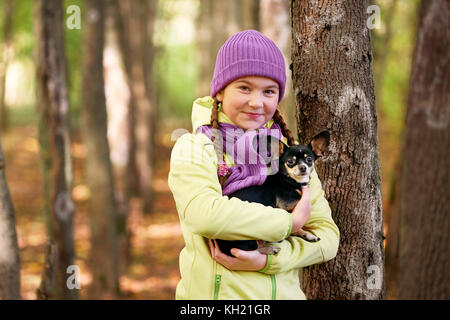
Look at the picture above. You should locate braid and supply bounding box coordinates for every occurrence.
[211,97,220,130]
[273,109,296,146]
[211,97,227,185]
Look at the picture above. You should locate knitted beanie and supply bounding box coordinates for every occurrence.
[210,30,286,103]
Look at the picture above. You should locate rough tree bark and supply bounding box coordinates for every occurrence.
[34,0,77,300]
[0,138,21,299]
[398,0,450,300]
[291,0,385,299]
[82,0,120,297]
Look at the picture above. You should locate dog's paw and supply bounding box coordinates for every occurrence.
[258,245,281,255]
[301,233,320,242]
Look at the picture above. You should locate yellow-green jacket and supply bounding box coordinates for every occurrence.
[168,96,340,300]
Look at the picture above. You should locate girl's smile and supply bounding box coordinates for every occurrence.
[215,76,280,130]
[244,112,264,119]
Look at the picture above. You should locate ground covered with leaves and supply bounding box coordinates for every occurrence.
[3,125,184,300]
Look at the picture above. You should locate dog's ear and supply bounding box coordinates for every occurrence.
[309,131,330,157]
[278,140,286,156]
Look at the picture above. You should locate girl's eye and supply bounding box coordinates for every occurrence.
[264,89,275,95]
[239,86,250,92]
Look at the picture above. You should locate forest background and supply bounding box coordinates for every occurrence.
[0,0,446,300]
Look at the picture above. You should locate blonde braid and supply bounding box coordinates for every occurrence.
[211,98,227,185]
[273,109,296,146]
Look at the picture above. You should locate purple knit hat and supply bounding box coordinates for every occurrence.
[210,30,286,103]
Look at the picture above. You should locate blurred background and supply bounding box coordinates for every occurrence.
[0,0,424,299]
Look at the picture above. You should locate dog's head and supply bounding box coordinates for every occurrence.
[278,131,330,184]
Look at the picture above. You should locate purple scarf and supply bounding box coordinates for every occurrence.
[197,122,282,196]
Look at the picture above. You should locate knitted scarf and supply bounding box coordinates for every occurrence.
[197,122,282,196]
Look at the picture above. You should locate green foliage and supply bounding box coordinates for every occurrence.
[374,0,420,128]
[152,0,200,121]
[0,0,83,128]
[153,42,199,120]
[64,0,84,128]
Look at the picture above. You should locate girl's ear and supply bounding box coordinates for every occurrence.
[216,90,224,102]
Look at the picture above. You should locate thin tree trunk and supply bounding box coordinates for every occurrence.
[82,0,120,298]
[104,0,132,275]
[398,0,450,300]
[0,0,14,132]
[196,0,213,97]
[260,0,296,138]
[384,155,402,298]
[34,0,77,300]
[292,0,384,299]
[36,241,57,299]
[197,0,232,97]
[0,137,21,299]
[237,0,260,31]
[115,0,157,213]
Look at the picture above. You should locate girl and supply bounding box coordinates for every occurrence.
[168,30,339,300]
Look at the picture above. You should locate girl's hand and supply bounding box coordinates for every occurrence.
[291,186,312,234]
[208,239,267,271]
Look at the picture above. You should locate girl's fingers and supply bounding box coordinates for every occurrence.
[300,186,310,198]
[209,239,216,259]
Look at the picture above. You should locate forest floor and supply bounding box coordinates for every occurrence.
[3,124,183,300]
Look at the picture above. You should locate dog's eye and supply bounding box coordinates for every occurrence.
[287,158,296,165]
[306,156,313,164]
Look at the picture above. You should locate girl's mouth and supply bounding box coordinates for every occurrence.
[244,112,263,119]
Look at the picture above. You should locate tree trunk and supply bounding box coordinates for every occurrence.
[0,137,20,299]
[196,0,232,97]
[114,0,157,213]
[398,0,450,300]
[292,0,385,299]
[260,0,297,138]
[34,0,77,300]
[0,0,14,132]
[82,0,120,298]
[236,0,260,31]
[104,0,133,276]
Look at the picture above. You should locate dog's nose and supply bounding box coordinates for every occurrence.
[299,164,307,173]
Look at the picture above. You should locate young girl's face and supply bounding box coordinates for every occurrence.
[216,76,279,131]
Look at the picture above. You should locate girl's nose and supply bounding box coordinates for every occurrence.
[249,92,263,108]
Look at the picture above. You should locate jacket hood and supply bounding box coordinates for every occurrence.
[191,96,274,134]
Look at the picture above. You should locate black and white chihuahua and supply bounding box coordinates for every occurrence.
[216,131,330,257]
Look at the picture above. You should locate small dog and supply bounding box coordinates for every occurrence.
[216,131,330,257]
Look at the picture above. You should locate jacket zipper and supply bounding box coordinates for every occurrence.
[213,272,274,299]
[270,274,276,300]
[214,274,221,300]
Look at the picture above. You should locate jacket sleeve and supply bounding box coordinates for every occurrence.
[168,133,292,242]
[259,169,340,274]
